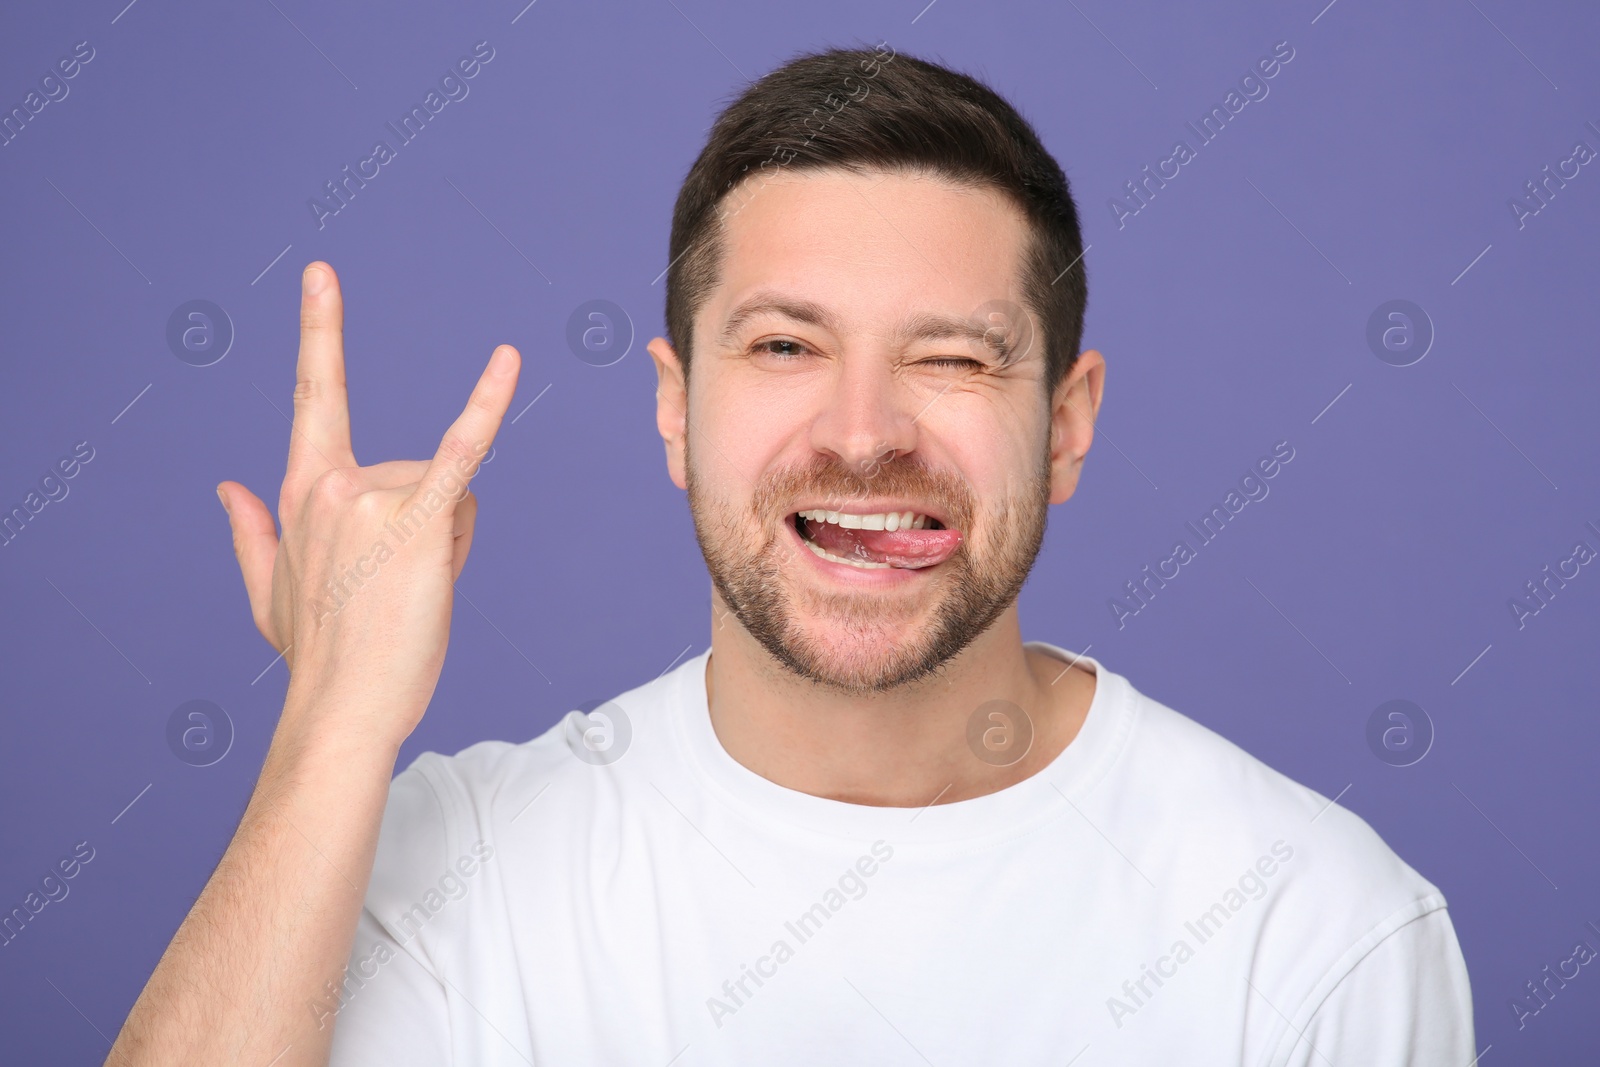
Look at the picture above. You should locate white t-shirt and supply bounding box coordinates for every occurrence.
[326,643,1474,1066]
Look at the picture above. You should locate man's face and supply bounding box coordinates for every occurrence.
[652,167,1084,695]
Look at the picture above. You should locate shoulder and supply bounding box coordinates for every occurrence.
[1097,666,1448,934]
[363,664,685,946]
[1096,668,1466,1051]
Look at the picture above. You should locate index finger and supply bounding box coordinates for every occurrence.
[415,344,522,509]
[288,262,357,483]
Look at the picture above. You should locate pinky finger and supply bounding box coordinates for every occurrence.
[414,345,520,513]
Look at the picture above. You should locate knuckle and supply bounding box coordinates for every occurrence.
[309,468,353,506]
[293,371,345,404]
[352,490,390,522]
[436,434,476,472]
[466,388,497,417]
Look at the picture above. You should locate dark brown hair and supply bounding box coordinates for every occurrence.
[663,44,1089,392]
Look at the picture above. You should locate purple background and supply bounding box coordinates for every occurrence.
[2,0,1596,1060]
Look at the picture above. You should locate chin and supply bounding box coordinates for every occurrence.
[761,592,959,693]
[775,636,947,694]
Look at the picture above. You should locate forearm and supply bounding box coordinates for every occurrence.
[109,693,401,1067]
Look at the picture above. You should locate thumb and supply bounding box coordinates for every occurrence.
[216,481,280,643]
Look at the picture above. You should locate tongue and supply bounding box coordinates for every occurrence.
[805,518,962,568]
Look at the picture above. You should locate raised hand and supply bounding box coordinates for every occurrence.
[109,261,521,1067]
[216,261,521,745]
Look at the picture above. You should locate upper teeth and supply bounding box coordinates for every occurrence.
[799,509,929,531]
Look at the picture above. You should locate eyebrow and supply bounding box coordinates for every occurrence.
[716,291,1026,363]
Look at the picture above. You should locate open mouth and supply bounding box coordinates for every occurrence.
[790,508,963,571]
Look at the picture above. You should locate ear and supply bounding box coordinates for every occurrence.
[648,336,689,490]
[1047,349,1105,505]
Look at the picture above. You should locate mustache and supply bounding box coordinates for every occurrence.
[751,455,974,529]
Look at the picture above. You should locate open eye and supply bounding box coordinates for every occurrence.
[750,338,812,360]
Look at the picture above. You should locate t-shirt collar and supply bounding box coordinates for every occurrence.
[669,640,1135,844]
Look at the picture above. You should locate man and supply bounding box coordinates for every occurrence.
[111,46,1473,1065]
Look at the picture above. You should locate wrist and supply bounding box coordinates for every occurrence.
[276,682,410,772]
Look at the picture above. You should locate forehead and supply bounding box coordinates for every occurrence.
[707,167,1032,335]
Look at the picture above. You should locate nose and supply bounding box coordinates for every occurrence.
[808,348,920,479]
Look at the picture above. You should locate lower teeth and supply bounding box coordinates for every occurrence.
[802,538,891,570]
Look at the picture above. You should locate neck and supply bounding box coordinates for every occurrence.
[704,593,1095,808]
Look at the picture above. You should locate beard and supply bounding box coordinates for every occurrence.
[686,428,1053,696]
